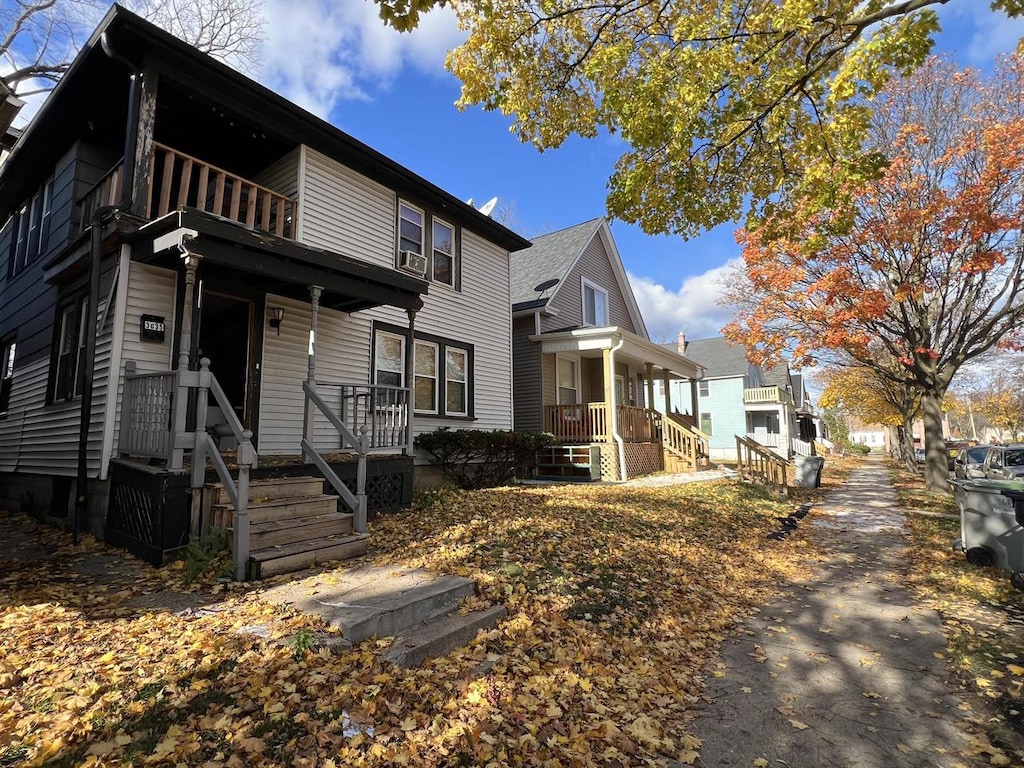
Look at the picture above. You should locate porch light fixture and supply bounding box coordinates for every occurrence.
[268,306,285,335]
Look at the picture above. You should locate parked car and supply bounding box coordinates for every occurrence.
[915,447,926,464]
[982,444,1024,480]
[954,445,990,480]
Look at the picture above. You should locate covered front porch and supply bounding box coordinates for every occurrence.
[530,326,707,480]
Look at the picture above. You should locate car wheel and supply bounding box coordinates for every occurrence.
[966,547,993,567]
[1011,572,1024,592]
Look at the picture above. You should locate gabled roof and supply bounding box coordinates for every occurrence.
[510,217,648,338]
[511,218,603,308]
[0,4,531,252]
[763,361,791,389]
[669,337,751,379]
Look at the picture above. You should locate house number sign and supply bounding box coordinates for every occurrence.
[140,314,166,343]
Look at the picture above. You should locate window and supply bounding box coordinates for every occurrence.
[414,340,438,414]
[698,380,709,397]
[7,177,54,277]
[433,218,456,286]
[0,336,15,418]
[582,279,609,326]
[446,347,468,415]
[374,331,406,387]
[700,412,713,436]
[396,201,460,289]
[50,293,89,402]
[373,324,474,418]
[556,357,579,404]
[399,202,424,256]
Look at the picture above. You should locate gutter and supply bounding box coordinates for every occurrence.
[73,31,140,543]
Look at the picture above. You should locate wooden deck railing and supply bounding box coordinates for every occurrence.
[736,435,789,499]
[662,413,709,471]
[149,142,298,238]
[118,362,175,459]
[743,385,794,405]
[77,162,124,235]
[545,403,660,443]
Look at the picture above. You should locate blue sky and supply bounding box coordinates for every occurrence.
[11,1,1023,341]
[253,0,1024,342]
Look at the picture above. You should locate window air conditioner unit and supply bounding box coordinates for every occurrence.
[398,249,427,276]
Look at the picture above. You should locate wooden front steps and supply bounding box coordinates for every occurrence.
[203,475,368,579]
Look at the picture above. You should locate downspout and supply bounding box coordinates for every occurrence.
[73,33,140,542]
[609,336,627,482]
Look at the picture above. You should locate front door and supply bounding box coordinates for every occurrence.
[196,291,256,431]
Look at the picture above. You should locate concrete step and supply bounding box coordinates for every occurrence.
[383,605,508,668]
[211,494,339,530]
[249,533,369,579]
[259,566,476,643]
[249,511,354,550]
[207,476,325,506]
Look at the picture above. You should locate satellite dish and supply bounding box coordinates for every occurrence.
[478,196,498,217]
[534,278,559,296]
[465,197,474,206]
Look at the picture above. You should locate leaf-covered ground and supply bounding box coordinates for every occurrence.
[1,476,833,767]
[896,463,1024,764]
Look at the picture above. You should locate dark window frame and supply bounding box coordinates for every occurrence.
[371,321,475,419]
[395,198,462,291]
[0,334,16,419]
[7,176,55,278]
[48,290,90,404]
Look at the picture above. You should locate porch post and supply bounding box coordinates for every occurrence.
[405,308,417,456]
[303,286,322,448]
[171,251,201,470]
[645,363,655,411]
[779,403,792,459]
[662,369,672,414]
[690,379,699,421]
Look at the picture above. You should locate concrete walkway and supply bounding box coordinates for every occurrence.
[690,455,977,768]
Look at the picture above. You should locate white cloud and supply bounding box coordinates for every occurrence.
[259,0,462,119]
[628,258,743,344]
[936,2,1024,65]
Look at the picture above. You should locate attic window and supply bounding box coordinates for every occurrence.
[582,278,608,326]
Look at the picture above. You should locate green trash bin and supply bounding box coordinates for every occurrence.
[951,478,1024,591]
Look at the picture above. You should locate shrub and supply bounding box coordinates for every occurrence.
[414,428,555,489]
[847,443,871,455]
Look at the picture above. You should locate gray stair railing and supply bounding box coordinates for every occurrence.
[183,358,258,580]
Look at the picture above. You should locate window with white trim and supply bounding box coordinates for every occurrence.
[698,380,709,397]
[700,412,713,436]
[556,357,579,404]
[372,324,474,418]
[445,347,468,415]
[50,292,89,402]
[432,218,456,286]
[0,336,15,418]
[373,331,405,387]
[398,201,424,256]
[582,279,609,326]
[414,340,438,414]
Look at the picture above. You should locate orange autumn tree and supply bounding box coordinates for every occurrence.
[725,56,1024,493]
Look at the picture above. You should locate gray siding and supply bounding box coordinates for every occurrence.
[541,232,636,333]
[252,148,300,201]
[512,316,542,431]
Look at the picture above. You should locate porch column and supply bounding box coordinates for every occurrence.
[662,369,672,414]
[303,286,323,446]
[690,379,699,420]
[406,308,417,456]
[779,404,792,458]
[171,251,201,469]
[645,363,655,411]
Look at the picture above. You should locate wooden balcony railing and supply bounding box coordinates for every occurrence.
[545,403,659,443]
[744,385,794,405]
[76,162,124,235]
[149,142,297,238]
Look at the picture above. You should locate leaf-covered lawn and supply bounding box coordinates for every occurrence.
[1,478,816,767]
[896,463,1024,763]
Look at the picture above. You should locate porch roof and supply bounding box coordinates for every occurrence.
[529,326,704,379]
[130,208,427,312]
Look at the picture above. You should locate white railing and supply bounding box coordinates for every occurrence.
[744,386,794,405]
[747,432,783,448]
[792,438,814,457]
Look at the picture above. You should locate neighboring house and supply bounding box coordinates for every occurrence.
[510,218,706,480]
[652,336,819,460]
[0,7,530,573]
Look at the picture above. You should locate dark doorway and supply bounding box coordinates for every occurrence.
[196,291,254,428]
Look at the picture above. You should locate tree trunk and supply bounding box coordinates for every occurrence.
[898,420,916,472]
[921,391,950,494]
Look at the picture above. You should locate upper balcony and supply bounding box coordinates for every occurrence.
[743,385,794,406]
[76,142,298,240]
